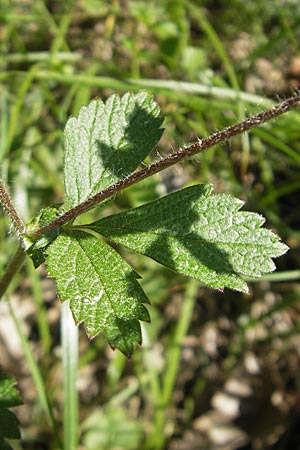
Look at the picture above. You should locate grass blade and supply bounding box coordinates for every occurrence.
[61,301,78,450]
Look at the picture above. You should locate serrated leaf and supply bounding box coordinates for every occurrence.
[46,230,150,356]
[0,371,22,448]
[64,92,163,208]
[89,184,288,293]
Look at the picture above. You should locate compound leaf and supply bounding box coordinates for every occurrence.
[46,230,150,356]
[64,92,163,208]
[89,184,288,293]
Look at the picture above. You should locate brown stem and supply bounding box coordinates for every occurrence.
[0,181,26,235]
[35,94,300,237]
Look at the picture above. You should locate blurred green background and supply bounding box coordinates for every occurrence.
[1,1,300,449]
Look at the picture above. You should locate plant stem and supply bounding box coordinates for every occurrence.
[0,180,26,299]
[0,180,26,235]
[155,280,199,448]
[162,280,199,404]
[27,259,52,355]
[246,269,300,282]
[9,301,62,448]
[0,69,284,108]
[2,52,82,64]
[34,94,300,237]
[0,245,26,299]
[61,301,79,450]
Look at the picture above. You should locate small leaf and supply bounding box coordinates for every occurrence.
[64,92,163,208]
[25,205,61,268]
[89,184,288,293]
[46,230,150,356]
[0,371,22,449]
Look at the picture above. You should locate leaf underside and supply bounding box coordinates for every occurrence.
[89,184,288,293]
[46,230,150,356]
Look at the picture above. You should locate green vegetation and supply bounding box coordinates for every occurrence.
[1,1,300,449]
[0,371,22,450]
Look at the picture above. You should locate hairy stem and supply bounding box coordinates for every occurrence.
[0,180,26,235]
[34,94,300,237]
[0,245,27,299]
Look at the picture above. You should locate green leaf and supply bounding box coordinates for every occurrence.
[89,184,288,293]
[0,371,22,449]
[25,205,61,268]
[64,92,163,208]
[46,230,150,356]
